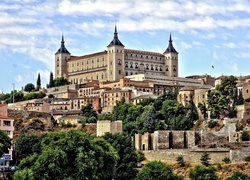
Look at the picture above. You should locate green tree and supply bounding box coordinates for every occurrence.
[15,133,45,159]
[226,171,250,180]
[16,130,118,180]
[54,77,70,87]
[36,73,41,90]
[13,169,35,180]
[48,71,54,88]
[143,107,156,133]
[216,76,238,118]
[103,133,137,180]
[135,161,180,180]
[176,155,185,167]
[24,83,35,92]
[185,100,198,122]
[207,89,225,119]
[81,102,98,120]
[200,152,211,166]
[0,130,11,156]
[198,102,208,119]
[189,165,218,180]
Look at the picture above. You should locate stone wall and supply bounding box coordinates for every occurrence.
[200,130,228,147]
[143,149,230,164]
[230,148,250,162]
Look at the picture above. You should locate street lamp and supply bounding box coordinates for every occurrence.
[12,83,15,110]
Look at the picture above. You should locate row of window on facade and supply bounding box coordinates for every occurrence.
[68,57,106,68]
[124,62,176,72]
[125,53,178,61]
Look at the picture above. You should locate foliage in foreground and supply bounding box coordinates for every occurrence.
[103,132,138,180]
[14,130,118,180]
[226,171,250,180]
[189,165,218,180]
[135,161,180,180]
[0,130,11,157]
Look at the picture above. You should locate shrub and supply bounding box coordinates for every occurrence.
[32,118,40,122]
[208,120,217,128]
[244,156,250,162]
[176,155,185,167]
[189,165,218,180]
[66,122,72,127]
[226,171,250,180]
[216,163,222,170]
[136,150,145,162]
[222,157,231,164]
[200,152,211,166]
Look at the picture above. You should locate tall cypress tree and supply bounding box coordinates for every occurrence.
[36,73,41,89]
[49,72,54,88]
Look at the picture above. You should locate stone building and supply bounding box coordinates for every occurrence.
[96,120,122,136]
[55,26,179,84]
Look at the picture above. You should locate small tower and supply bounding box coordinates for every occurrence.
[107,25,125,81]
[55,34,71,79]
[163,34,178,77]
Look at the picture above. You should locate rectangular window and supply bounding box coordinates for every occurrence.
[3,121,10,126]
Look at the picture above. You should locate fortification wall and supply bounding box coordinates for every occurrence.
[230,148,250,162]
[143,149,230,164]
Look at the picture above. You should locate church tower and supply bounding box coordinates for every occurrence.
[55,34,71,79]
[107,25,125,81]
[163,34,178,77]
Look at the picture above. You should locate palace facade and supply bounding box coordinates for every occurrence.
[55,26,179,84]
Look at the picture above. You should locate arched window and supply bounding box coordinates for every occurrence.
[130,62,133,68]
[166,65,169,71]
[125,62,128,68]
[125,71,128,76]
[173,65,176,71]
[118,59,122,65]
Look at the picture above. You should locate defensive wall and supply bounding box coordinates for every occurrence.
[135,128,250,163]
[143,149,230,164]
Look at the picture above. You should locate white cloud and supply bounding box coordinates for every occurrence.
[213,52,219,60]
[222,42,236,48]
[15,75,23,82]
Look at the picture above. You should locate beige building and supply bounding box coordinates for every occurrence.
[0,104,14,165]
[55,26,179,84]
[96,120,122,136]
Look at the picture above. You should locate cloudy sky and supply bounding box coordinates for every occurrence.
[1,0,250,93]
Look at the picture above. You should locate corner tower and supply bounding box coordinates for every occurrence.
[55,34,71,79]
[163,34,178,77]
[107,25,125,81]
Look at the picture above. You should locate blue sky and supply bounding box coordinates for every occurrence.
[1,0,250,93]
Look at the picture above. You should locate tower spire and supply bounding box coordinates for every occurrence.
[107,25,124,47]
[55,33,70,54]
[163,33,178,54]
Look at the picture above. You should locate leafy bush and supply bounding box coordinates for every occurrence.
[136,150,145,162]
[226,171,250,180]
[189,165,218,180]
[244,156,250,162]
[216,163,222,170]
[176,155,185,167]
[32,118,40,122]
[222,157,231,164]
[208,120,217,128]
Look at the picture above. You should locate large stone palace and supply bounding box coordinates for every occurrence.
[55,25,178,84]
